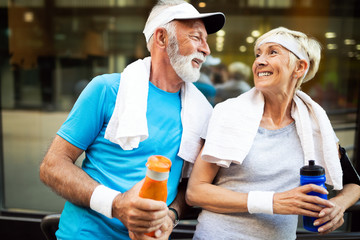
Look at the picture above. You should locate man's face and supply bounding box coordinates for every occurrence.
[167,19,210,83]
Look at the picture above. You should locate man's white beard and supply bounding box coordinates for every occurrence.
[167,35,205,83]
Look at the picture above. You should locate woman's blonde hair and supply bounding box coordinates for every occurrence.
[254,27,321,90]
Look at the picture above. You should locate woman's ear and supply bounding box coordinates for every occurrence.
[294,59,308,79]
[153,28,167,48]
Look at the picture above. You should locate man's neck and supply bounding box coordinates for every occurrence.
[149,58,184,93]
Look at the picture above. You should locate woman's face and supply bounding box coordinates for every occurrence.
[252,42,296,94]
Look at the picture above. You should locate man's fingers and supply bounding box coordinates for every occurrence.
[129,202,168,222]
[127,213,167,232]
[129,231,154,240]
[153,214,174,239]
[136,198,168,211]
[154,229,162,238]
[129,231,135,240]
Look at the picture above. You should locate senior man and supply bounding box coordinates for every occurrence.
[39,0,225,239]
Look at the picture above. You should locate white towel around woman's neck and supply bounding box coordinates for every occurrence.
[202,88,343,190]
[104,57,212,164]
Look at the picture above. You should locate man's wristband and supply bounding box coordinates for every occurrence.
[90,185,121,218]
[168,207,180,228]
[247,191,275,215]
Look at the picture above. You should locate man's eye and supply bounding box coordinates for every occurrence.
[271,50,278,54]
[255,54,260,58]
[191,35,200,40]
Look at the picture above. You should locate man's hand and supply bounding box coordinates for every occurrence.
[128,210,174,240]
[112,180,168,234]
[273,184,334,217]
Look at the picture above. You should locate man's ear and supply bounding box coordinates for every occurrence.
[153,28,168,48]
[294,59,308,79]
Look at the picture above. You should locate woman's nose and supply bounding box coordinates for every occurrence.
[255,55,267,66]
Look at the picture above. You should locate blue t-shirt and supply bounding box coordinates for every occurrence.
[56,73,184,240]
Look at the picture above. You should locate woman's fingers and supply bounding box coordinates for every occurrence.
[273,184,333,216]
[315,201,345,234]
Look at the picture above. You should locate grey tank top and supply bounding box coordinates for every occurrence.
[194,122,304,240]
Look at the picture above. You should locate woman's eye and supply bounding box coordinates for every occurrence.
[255,53,260,58]
[271,50,278,54]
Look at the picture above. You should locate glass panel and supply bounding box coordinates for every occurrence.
[2,110,68,212]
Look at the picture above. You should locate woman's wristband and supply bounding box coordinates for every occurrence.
[90,185,121,218]
[247,191,275,214]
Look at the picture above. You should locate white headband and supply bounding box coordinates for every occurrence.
[143,2,225,42]
[258,34,310,79]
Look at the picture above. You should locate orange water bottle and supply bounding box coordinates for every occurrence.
[139,155,172,237]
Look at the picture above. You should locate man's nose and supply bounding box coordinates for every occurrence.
[199,41,210,57]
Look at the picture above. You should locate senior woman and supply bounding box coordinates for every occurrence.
[186,27,360,240]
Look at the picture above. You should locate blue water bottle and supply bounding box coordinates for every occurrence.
[300,160,327,232]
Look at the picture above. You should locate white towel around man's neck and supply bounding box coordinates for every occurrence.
[104,57,212,164]
[202,88,343,190]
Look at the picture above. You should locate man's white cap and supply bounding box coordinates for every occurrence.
[143,2,225,42]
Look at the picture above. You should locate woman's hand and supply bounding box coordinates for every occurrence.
[314,199,344,234]
[273,184,334,217]
[314,184,360,234]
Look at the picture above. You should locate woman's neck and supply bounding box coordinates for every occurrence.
[260,91,295,130]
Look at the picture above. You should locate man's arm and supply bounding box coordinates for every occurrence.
[161,180,190,238]
[40,135,97,206]
[168,179,190,222]
[40,135,168,236]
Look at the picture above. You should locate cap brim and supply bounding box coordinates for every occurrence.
[202,13,226,34]
[175,12,225,35]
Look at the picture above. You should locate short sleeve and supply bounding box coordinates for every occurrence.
[57,74,117,150]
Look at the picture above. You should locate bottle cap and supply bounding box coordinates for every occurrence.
[300,160,325,176]
[146,155,172,173]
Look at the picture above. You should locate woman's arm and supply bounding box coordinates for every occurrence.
[186,148,249,213]
[186,148,333,216]
[314,183,360,234]
[313,144,360,234]
[187,147,337,221]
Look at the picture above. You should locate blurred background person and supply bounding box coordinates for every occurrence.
[194,55,221,106]
[215,61,252,103]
